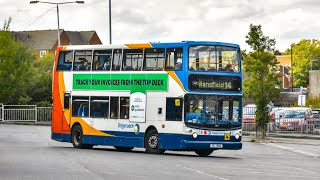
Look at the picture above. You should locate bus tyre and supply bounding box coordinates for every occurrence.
[195,149,214,157]
[145,129,164,154]
[115,146,134,152]
[71,125,93,149]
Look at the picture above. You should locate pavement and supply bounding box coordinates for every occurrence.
[0,124,320,180]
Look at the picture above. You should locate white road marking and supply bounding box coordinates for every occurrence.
[175,164,229,180]
[262,143,319,158]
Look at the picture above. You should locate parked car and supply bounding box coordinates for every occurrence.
[279,108,314,130]
[312,109,320,119]
[243,104,274,124]
[271,107,289,123]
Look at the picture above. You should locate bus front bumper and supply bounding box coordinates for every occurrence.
[182,140,242,150]
[159,133,242,150]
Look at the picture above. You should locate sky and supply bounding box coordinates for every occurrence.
[0,0,320,52]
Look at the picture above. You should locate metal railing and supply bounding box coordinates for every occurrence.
[0,104,51,124]
[242,106,320,136]
[36,107,52,124]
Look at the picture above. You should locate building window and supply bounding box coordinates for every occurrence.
[39,50,46,58]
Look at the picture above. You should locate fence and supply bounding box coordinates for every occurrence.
[0,104,51,124]
[242,106,320,136]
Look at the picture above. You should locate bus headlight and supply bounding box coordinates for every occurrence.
[235,133,240,139]
[192,132,198,139]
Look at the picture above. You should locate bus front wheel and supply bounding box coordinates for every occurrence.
[194,149,214,157]
[71,125,93,149]
[145,129,165,154]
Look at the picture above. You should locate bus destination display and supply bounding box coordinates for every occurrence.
[188,74,241,92]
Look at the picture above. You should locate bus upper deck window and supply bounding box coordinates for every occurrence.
[112,49,122,71]
[165,48,183,70]
[57,51,73,71]
[73,50,93,71]
[123,49,143,71]
[188,46,216,71]
[216,46,239,72]
[144,48,165,71]
[93,50,112,71]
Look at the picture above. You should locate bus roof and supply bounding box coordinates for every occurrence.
[59,41,240,50]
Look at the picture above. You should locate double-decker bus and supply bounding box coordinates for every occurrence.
[52,41,242,156]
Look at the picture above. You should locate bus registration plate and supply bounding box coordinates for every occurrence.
[210,144,223,148]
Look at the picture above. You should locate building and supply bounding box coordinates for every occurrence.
[309,70,320,97]
[276,55,292,89]
[13,29,102,58]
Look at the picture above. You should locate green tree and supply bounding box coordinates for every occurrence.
[306,95,320,109]
[243,24,280,138]
[27,53,54,106]
[2,17,11,31]
[0,18,35,104]
[284,39,320,87]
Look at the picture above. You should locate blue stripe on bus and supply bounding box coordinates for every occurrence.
[52,132,242,150]
[150,41,240,48]
[52,133,70,142]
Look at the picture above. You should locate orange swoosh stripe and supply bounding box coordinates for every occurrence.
[167,71,186,92]
[72,117,114,137]
[125,43,153,49]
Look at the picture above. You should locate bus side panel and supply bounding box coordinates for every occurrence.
[51,46,70,142]
[82,131,145,148]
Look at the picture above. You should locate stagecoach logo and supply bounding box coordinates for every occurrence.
[133,124,140,135]
[118,123,140,135]
[200,130,225,136]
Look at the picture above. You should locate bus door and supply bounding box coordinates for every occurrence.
[166,98,183,121]
[62,92,71,131]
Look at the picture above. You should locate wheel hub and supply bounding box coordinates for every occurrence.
[148,134,158,149]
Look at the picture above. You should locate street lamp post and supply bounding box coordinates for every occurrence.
[30,1,85,46]
[109,0,112,44]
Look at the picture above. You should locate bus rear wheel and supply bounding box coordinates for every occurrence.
[71,125,93,149]
[195,149,214,157]
[145,129,165,154]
